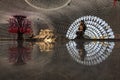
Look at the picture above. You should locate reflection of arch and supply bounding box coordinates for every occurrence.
[66,41,115,66]
[66,15,115,39]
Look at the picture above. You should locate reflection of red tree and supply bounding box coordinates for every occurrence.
[8,46,31,64]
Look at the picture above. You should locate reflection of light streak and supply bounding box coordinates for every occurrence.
[66,15,115,39]
[66,41,115,66]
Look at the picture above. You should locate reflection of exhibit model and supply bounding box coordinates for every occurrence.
[35,42,54,52]
[66,15,115,39]
[66,41,115,66]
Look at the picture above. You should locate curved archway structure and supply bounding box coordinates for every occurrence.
[66,15,115,39]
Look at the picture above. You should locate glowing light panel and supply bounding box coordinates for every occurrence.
[66,15,115,39]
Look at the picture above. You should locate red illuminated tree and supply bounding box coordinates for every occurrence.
[113,0,120,6]
[8,15,32,40]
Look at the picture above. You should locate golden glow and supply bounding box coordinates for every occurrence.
[35,42,54,52]
[34,29,56,52]
[34,29,56,43]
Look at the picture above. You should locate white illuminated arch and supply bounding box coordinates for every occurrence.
[66,41,115,66]
[66,15,115,39]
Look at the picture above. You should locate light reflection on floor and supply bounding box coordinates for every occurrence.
[0,40,120,80]
[66,41,115,66]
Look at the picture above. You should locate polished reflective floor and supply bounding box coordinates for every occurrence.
[0,40,120,80]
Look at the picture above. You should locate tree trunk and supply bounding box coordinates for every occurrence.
[17,32,23,40]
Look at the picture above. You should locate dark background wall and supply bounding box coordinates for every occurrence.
[0,0,120,38]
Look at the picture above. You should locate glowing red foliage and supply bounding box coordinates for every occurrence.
[8,16,32,34]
